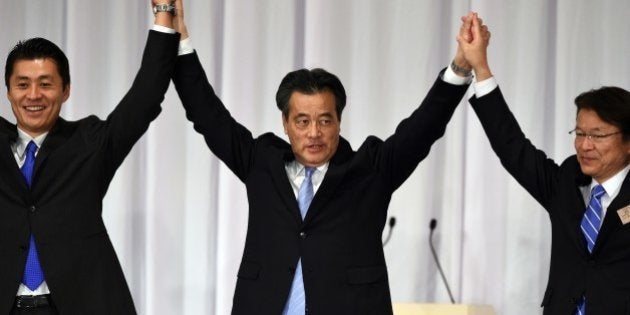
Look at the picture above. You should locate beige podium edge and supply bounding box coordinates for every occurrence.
[393,303,496,315]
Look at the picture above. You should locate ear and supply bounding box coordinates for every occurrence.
[62,84,71,103]
[282,113,288,134]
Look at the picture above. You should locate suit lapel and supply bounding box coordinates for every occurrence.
[34,119,69,171]
[594,172,630,252]
[569,163,591,255]
[31,118,71,194]
[0,122,27,193]
[268,150,303,225]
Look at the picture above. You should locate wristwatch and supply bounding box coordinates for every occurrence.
[153,2,176,16]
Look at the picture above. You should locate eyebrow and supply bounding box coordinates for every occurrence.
[293,111,336,119]
[15,74,54,81]
[575,126,615,133]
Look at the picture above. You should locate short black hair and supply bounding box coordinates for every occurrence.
[575,86,630,141]
[5,37,70,90]
[275,68,346,120]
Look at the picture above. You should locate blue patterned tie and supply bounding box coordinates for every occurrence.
[576,184,605,315]
[283,167,315,315]
[21,141,45,290]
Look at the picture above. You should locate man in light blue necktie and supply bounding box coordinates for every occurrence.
[171,6,479,314]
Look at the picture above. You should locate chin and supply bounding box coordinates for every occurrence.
[579,167,596,178]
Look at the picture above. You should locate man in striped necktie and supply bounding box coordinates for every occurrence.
[460,12,630,315]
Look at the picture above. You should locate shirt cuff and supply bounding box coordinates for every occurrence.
[152,24,176,34]
[442,64,473,85]
[473,76,498,97]
[179,37,194,56]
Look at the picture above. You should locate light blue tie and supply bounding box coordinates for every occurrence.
[21,141,45,291]
[283,167,315,315]
[576,184,605,315]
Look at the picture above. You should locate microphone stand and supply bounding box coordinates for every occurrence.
[429,219,455,304]
[382,217,396,247]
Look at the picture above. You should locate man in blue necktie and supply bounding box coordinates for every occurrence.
[460,12,630,315]
[169,5,484,314]
[0,2,180,314]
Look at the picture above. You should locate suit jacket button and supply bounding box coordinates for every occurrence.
[299,231,307,239]
[29,205,36,213]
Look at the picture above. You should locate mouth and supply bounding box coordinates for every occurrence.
[22,105,46,112]
[306,144,325,151]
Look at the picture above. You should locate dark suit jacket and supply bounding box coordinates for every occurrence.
[0,30,178,314]
[470,88,630,315]
[173,52,468,315]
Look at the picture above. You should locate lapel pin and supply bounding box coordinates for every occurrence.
[616,205,630,225]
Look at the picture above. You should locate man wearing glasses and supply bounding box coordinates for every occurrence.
[459,14,630,315]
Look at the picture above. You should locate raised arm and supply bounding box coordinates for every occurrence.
[98,1,180,178]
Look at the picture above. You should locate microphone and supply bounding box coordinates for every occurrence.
[429,218,455,304]
[382,216,396,247]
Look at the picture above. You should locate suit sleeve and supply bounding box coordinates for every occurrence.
[99,30,179,175]
[377,70,469,190]
[469,87,561,209]
[171,52,256,182]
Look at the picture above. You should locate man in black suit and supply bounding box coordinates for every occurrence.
[171,6,479,315]
[459,13,630,314]
[1,2,180,314]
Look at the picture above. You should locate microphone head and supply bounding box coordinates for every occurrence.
[429,219,437,230]
[389,217,396,227]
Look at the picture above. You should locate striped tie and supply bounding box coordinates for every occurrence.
[580,185,605,253]
[576,184,605,315]
[283,167,315,315]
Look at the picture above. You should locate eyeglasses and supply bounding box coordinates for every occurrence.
[569,129,622,143]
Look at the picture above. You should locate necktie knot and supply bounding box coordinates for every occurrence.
[25,140,37,157]
[591,184,605,199]
[304,167,315,180]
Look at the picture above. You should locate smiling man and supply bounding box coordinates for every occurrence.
[459,13,630,315]
[7,57,68,137]
[168,6,481,315]
[0,2,179,314]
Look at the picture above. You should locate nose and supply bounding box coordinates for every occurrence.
[26,85,41,100]
[576,136,595,150]
[307,121,321,138]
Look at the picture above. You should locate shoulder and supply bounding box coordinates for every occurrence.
[559,154,590,186]
[49,115,104,140]
[0,116,16,132]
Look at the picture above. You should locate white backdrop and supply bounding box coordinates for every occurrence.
[2,1,630,314]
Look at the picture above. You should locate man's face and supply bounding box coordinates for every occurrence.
[283,90,340,167]
[7,58,69,137]
[575,108,630,183]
